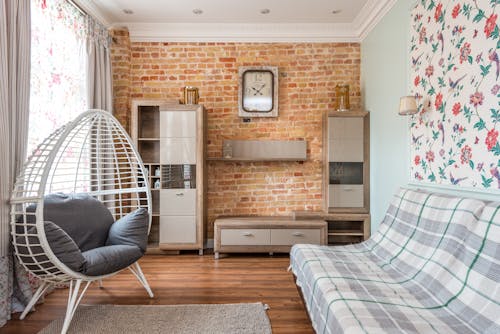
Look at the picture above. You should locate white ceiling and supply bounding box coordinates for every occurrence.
[76,0,397,42]
[85,0,368,24]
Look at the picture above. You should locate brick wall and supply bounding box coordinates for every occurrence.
[110,28,361,238]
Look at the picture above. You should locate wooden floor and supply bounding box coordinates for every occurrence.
[2,254,314,334]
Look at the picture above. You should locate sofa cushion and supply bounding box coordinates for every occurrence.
[106,208,149,253]
[15,221,87,274]
[82,245,143,276]
[26,193,114,252]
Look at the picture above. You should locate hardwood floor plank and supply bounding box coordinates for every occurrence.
[1,254,314,334]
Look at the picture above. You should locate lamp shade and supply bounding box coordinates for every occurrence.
[399,96,418,115]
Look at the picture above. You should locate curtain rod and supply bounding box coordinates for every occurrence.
[67,0,86,16]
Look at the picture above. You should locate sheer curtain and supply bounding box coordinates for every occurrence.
[28,0,87,154]
[0,0,32,327]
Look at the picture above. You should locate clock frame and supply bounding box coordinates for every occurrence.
[238,66,279,118]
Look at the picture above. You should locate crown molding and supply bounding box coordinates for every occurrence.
[118,22,359,43]
[79,0,397,42]
[354,0,398,40]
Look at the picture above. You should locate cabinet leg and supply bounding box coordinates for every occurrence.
[198,249,203,256]
[214,252,219,260]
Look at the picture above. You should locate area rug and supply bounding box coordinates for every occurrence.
[38,303,271,334]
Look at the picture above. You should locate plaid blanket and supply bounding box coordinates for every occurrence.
[290,188,500,333]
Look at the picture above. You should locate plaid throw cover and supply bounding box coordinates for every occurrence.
[290,188,500,334]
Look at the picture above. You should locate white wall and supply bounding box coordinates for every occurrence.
[361,0,414,233]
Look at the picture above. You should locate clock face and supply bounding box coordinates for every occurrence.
[242,70,274,112]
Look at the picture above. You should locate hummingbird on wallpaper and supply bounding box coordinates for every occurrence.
[438,122,445,145]
[412,53,423,67]
[490,164,500,189]
[450,173,467,185]
[437,32,444,54]
[489,49,499,81]
[449,74,467,90]
[412,134,423,144]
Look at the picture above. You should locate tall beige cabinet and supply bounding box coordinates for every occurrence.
[131,100,206,254]
[323,110,370,244]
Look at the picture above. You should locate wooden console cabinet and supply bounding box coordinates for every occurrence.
[214,217,327,259]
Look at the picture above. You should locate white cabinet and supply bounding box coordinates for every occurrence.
[160,138,196,164]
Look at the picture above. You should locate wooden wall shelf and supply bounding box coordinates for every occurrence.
[212,139,307,162]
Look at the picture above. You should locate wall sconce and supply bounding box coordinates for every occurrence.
[399,96,418,116]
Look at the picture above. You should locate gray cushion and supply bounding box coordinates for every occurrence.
[82,245,143,276]
[106,208,149,253]
[26,193,114,252]
[16,221,87,273]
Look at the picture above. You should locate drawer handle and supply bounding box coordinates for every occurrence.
[343,188,354,191]
[175,193,184,196]
[292,232,304,237]
[242,232,254,237]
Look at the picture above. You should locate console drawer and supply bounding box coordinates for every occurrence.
[220,229,270,246]
[270,229,321,245]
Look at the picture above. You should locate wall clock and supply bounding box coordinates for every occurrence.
[238,66,279,118]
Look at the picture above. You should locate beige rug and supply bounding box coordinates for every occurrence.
[39,303,272,334]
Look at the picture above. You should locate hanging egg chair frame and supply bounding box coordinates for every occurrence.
[10,110,153,333]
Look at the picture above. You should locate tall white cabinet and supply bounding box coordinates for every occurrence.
[131,100,205,254]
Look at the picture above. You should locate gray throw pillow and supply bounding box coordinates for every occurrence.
[25,193,114,252]
[16,221,87,273]
[106,208,149,253]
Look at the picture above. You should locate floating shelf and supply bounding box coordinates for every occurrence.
[209,139,307,162]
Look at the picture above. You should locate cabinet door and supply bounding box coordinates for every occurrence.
[160,138,196,164]
[160,189,196,215]
[159,216,196,244]
[160,111,196,138]
[328,117,364,162]
[329,184,364,207]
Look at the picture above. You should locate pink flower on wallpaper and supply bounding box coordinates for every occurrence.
[414,75,421,86]
[435,3,443,22]
[435,92,443,110]
[414,155,421,165]
[452,4,460,19]
[426,150,435,162]
[459,42,471,64]
[425,65,434,77]
[452,102,461,115]
[439,149,445,157]
[484,14,497,38]
[41,0,46,9]
[419,27,427,44]
[492,84,500,95]
[460,145,473,164]
[469,91,484,107]
[485,129,498,151]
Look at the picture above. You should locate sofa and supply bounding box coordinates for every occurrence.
[290,188,500,333]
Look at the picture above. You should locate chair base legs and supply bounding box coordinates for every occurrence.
[19,281,51,320]
[61,279,91,334]
[129,262,154,298]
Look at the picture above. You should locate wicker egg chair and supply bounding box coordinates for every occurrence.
[10,110,153,333]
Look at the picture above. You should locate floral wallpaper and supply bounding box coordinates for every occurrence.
[410,0,500,189]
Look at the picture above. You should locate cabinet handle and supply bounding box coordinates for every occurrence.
[343,188,354,191]
[292,232,304,237]
[242,232,253,237]
[175,193,184,196]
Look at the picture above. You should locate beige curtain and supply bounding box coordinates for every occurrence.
[86,17,112,111]
[0,0,33,327]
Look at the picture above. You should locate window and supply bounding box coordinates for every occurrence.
[28,0,87,154]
